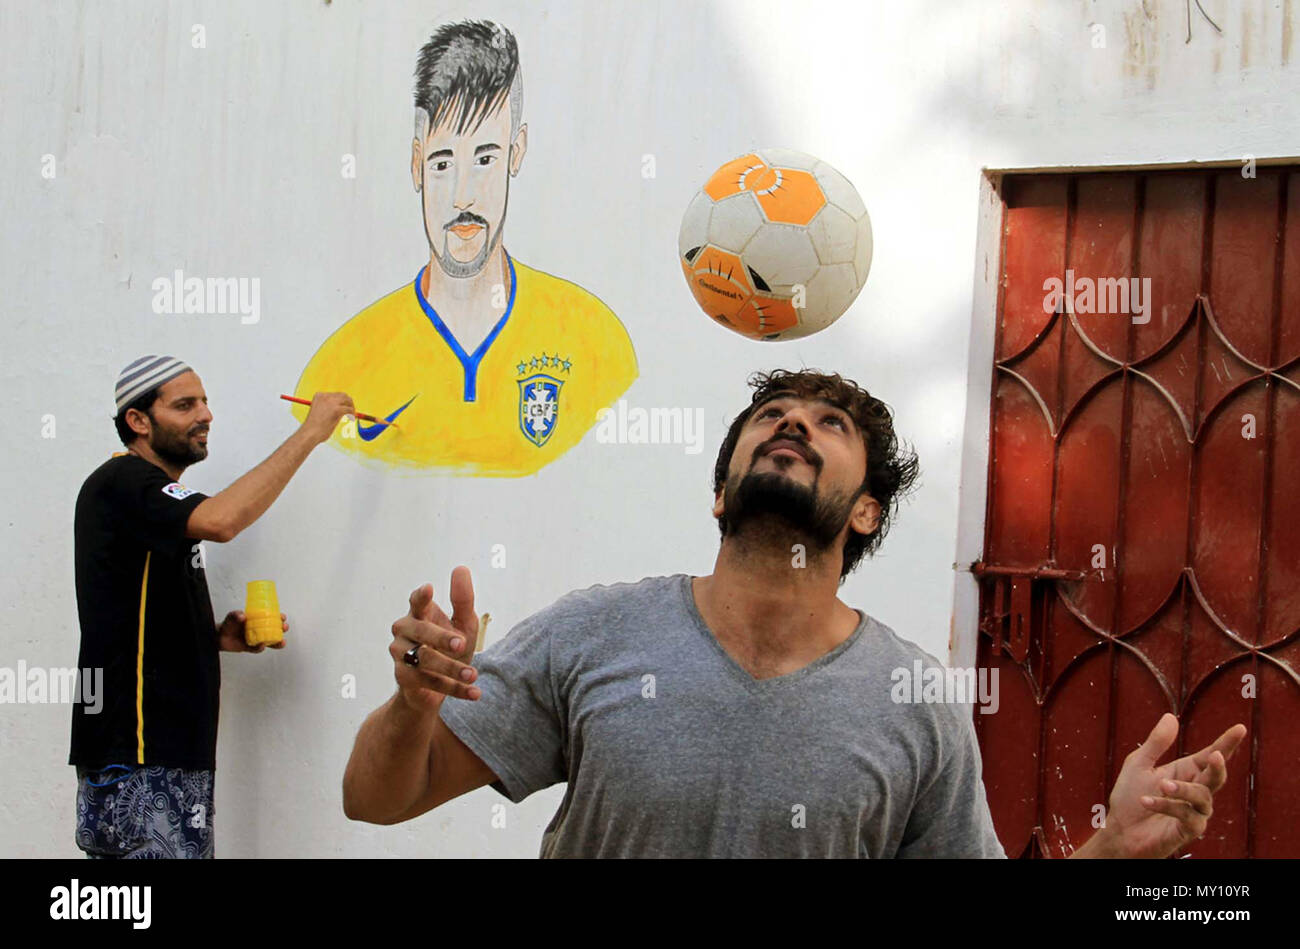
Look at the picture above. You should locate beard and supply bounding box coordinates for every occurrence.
[148,418,207,467]
[432,198,508,279]
[722,468,857,553]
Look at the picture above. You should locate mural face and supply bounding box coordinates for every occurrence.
[413,99,520,280]
[293,20,637,477]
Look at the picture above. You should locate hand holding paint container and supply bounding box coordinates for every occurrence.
[244,580,283,647]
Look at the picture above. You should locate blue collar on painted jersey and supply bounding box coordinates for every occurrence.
[412,253,517,402]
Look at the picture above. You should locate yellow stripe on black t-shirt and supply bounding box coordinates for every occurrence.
[136,551,151,763]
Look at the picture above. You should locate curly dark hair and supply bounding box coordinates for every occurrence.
[712,369,920,578]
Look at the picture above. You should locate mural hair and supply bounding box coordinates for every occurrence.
[413,20,522,141]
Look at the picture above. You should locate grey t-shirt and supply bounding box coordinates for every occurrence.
[438,574,1006,858]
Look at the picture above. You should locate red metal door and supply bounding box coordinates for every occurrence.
[975,168,1300,858]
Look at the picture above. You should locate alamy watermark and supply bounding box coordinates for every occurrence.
[595,400,706,455]
[1042,269,1151,324]
[50,879,151,929]
[151,269,260,324]
[890,660,999,714]
[0,662,103,713]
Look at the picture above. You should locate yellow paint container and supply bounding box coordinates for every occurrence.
[244,580,283,646]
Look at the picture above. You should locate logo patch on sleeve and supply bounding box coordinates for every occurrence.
[162,482,196,500]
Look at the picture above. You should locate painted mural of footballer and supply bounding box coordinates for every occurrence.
[293,19,637,477]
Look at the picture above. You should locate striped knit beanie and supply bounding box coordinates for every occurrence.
[114,355,193,413]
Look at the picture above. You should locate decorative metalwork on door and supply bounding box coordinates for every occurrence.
[975,169,1300,858]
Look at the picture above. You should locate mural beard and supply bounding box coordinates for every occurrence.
[149,419,208,467]
[434,196,509,279]
[722,469,857,554]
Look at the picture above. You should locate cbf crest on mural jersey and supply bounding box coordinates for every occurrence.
[518,367,563,447]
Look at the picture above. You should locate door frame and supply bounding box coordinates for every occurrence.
[948,156,1300,670]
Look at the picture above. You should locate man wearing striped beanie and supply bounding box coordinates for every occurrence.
[70,356,353,858]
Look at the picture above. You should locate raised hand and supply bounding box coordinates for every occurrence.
[1096,713,1247,858]
[388,566,481,713]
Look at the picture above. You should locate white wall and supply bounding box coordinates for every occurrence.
[1,0,1296,857]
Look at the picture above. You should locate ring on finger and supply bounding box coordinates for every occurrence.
[403,644,421,667]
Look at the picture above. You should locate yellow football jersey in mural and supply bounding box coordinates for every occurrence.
[291,256,637,476]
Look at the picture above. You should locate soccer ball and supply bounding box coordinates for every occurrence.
[678,148,872,340]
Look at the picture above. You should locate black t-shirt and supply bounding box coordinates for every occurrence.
[70,453,220,770]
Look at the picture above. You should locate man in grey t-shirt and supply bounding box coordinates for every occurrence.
[429,574,1002,858]
[342,369,1246,858]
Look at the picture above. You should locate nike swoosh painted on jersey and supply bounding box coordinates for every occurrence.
[358,395,418,441]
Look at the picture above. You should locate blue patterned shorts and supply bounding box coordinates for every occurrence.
[75,765,215,859]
